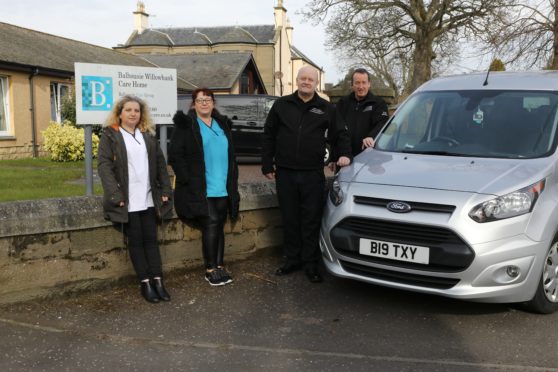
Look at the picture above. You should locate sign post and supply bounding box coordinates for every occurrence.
[74,63,177,195]
[84,125,93,195]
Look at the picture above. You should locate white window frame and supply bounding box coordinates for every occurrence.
[50,82,70,123]
[0,76,10,136]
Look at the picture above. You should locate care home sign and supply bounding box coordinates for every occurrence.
[75,63,177,125]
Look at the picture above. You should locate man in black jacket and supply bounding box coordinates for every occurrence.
[262,66,351,283]
[336,68,389,157]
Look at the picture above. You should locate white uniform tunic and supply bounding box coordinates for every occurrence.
[121,128,154,212]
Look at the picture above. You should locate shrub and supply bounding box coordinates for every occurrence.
[42,121,99,162]
[60,92,76,125]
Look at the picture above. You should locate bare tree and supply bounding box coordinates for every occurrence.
[485,0,558,69]
[331,36,412,101]
[302,0,510,94]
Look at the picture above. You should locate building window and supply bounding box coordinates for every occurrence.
[240,71,250,94]
[50,82,69,123]
[0,76,9,135]
[240,70,256,94]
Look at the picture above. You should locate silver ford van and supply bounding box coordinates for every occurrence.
[321,71,558,313]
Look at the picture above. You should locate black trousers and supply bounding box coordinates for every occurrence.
[198,197,228,270]
[126,207,162,281]
[275,168,325,266]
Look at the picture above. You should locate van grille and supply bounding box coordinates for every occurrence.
[330,217,474,272]
[339,260,460,289]
[353,196,456,214]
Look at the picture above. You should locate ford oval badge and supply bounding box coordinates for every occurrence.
[387,201,412,213]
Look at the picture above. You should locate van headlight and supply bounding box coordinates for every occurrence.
[329,176,344,206]
[469,180,545,223]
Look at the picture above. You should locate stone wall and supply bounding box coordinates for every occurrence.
[0,182,282,304]
[0,144,47,160]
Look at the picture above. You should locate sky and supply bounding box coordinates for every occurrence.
[0,0,348,84]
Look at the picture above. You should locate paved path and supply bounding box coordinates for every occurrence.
[1,250,557,371]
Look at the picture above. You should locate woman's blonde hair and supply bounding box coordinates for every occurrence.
[104,95,155,135]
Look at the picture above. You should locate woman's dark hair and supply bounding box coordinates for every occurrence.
[190,88,215,108]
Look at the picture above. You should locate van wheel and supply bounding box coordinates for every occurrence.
[525,239,558,314]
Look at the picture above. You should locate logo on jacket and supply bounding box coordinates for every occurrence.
[363,105,373,112]
[386,201,412,213]
[309,108,325,115]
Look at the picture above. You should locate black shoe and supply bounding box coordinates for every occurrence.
[217,267,233,284]
[305,266,323,283]
[275,261,302,276]
[205,269,226,286]
[141,280,160,303]
[152,278,171,301]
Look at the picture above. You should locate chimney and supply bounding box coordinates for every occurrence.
[133,1,149,34]
[274,0,287,29]
[286,18,293,45]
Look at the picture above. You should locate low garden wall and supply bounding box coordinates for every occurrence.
[0,181,282,304]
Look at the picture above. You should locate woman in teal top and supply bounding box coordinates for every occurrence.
[169,88,240,287]
[197,115,229,197]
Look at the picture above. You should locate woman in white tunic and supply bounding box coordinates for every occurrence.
[98,95,173,303]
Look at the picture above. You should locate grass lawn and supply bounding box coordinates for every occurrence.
[0,157,103,202]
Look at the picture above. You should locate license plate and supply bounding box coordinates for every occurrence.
[359,238,430,264]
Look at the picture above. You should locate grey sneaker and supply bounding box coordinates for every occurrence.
[205,270,226,286]
[218,267,233,284]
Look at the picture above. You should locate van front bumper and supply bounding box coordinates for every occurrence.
[319,229,546,304]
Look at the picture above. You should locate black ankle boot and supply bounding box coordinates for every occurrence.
[141,280,160,303]
[153,278,171,301]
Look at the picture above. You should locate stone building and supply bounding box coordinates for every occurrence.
[0,22,156,159]
[116,0,324,96]
[0,20,267,159]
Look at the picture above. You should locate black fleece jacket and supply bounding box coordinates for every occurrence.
[336,91,389,156]
[261,91,351,174]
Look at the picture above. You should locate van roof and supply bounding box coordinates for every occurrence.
[418,71,558,92]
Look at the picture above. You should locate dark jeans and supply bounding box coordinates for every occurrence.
[126,207,162,281]
[275,168,325,266]
[198,197,228,269]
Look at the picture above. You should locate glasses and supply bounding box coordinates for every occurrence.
[195,98,213,104]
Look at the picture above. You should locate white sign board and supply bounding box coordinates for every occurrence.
[75,62,177,125]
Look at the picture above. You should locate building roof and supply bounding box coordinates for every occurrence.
[0,22,152,74]
[125,25,276,47]
[290,45,320,68]
[140,52,258,90]
[0,22,195,90]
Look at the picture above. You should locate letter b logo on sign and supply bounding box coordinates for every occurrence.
[81,76,113,111]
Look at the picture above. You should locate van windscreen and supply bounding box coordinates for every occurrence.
[376,90,558,159]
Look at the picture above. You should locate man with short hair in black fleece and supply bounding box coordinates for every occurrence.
[336,68,389,157]
[262,66,352,283]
